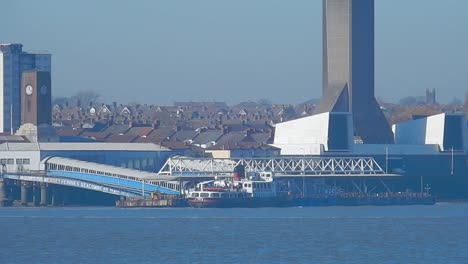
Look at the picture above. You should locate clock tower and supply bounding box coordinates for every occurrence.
[21,71,52,126]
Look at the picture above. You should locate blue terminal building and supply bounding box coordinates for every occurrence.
[0,142,186,174]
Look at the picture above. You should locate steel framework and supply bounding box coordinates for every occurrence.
[157,156,397,177]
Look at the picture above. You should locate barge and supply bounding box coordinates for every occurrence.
[186,171,436,208]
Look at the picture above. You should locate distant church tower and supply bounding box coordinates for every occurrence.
[426,88,436,105]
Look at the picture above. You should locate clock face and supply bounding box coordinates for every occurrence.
[40,85,47,95]
[25,85,33,95]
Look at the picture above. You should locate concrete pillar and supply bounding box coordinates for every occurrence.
[51,188,55,207]
[21,182,28,206]
[0,179,6,207]
[40,183,47,206]
[32,186,37,206]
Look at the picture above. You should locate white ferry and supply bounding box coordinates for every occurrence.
[186,172,288,208]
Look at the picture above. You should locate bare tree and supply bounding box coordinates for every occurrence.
[52,96,70,107]
[464,91,468,115]
[257,98,272,108]
[73,91,101,108]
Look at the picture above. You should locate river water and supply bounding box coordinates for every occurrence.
[1,203,468,264]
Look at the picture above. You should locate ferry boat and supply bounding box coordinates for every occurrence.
[186,172,290,208]
[185,166,436,208]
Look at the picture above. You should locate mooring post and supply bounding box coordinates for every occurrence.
[40,183,47,206]
[51,187,55,207]
[21,182,28,206]
[32,185,37,206]
[0,179,6,207]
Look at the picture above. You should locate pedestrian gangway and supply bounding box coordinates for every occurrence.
[157,156,399,178]
[41,157,182,196]
[1,157,182,197]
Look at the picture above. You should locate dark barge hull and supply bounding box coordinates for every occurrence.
[187,195,436,208]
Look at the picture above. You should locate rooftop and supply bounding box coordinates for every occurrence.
[0,142,170,152]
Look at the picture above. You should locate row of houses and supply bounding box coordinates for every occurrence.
[55,120,279,156]
[52,101,314,130]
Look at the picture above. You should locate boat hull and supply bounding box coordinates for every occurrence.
[187,195,436,208]
[187,197,290,208]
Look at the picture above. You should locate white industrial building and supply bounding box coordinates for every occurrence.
[273,112,468,156]
[392,113,468,152]
[273,112,353,155]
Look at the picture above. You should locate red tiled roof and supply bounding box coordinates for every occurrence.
[160,141,190,150]
[81,132,111,141]
[104,134,139,143]
[56,129,83,137]
[127,127,154,137]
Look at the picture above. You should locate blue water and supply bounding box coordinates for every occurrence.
[1,203,468,264]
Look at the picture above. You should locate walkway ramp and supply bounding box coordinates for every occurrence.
[41,157,181,196]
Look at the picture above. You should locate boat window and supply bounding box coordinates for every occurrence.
[221,193,229,198]
[193,193,199,197]
[244,183,248,187]
[248,184,252,187]
[201,193,209,198]
[230,194,236,198]
[211,193,220,198]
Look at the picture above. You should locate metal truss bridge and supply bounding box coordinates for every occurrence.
[157,156,399,178]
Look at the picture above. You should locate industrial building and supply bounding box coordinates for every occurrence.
[272,111,468,197]
[316,0,393,143]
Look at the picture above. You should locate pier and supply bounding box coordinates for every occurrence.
[0,155,404,207]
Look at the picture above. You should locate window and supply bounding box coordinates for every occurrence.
[7,159,14,165]
[192,193,199,198]
[210,193,220,198]
[16,159,23,164]
[200,193,209,198]
[0,159,6,165]
[23,159,30,165]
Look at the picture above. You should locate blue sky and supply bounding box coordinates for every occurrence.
[2,0,467,104]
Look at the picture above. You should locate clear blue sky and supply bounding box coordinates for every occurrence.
[2,0,467,105]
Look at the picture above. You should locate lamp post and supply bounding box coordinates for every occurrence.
[385,146,388,174]
[300,148,306,198]
[451,147,454,176]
